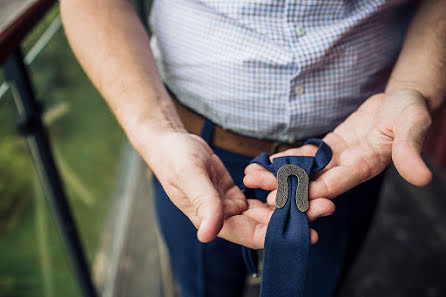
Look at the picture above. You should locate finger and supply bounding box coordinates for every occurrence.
[266,190,277,207]
[267,191,335,221]
[222,186,248,218]
[220,199,273,249]
[244,199,274,220]
[393,141,432,186]
[245,202,323,246]
[243,169,276,191]
[393,106,432,186]
[307,198,335,221]
[270,144,319,160]
[221,200,322,248]
[210,155,248,216]
[244,140,341,192]
[309,165,369,199]
[211,154,239,195]
[243,144,318,189]
[244,163,270,174]
[180,167,224,243]
[310,229,319,245]
[220,214,269,249]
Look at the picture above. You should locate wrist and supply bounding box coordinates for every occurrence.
[385,81,441,112]
[119,90,187,143]
[127,115,185,150]
[385,87,424,99]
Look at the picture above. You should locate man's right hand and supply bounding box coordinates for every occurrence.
[146,130,248,243]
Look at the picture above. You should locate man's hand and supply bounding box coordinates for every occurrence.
[148,131,246,243]
[244,89,433,202]
[146,130,335,249]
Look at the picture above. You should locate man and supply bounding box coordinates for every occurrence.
[61,0,445,296]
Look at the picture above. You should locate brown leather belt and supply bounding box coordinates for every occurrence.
[172,99,306,157]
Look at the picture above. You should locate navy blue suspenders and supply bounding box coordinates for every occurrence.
[245,139,332,297]
[199,118,334,296]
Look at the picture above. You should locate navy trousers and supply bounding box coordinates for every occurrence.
[152,119,384,297]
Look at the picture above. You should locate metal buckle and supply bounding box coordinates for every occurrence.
[276,164,309,212]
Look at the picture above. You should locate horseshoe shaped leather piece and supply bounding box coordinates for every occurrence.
[276,164,309,212]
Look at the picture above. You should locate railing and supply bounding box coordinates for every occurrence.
[0,1,151,297]
[1,2,97,297]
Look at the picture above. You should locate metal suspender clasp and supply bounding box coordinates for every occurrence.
[276,164,309,212]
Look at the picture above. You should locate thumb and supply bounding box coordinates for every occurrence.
[392,103,432,186]
[182,168,224,243]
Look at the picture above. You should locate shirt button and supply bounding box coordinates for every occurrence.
[287,135,296,143]
[295,26,306,37]
[294,85,305,95]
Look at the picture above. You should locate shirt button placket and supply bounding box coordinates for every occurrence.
[287,134,296,143]
[292,25,305,96]
[294,85,305,96]
[295,26,306,38]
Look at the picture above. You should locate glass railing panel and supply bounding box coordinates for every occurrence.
[0,83,80,297]
[1,5,125,297]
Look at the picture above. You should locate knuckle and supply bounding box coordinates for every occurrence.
[191,195,207,217]
[411,109,432,127]
[314,178,331,198]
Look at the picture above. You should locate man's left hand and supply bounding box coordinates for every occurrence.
[244,89,433,203]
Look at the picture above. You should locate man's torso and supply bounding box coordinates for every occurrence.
[149,0,413,141]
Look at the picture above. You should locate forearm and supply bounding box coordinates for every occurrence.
[386,0,446,111]
[60,0,185,153]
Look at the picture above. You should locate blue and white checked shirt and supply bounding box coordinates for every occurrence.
[149,0,413,142]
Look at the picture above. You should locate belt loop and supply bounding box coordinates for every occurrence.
[200,119,215,144]
[269,141,281,155]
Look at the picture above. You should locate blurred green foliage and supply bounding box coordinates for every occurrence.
[0,137,31,219]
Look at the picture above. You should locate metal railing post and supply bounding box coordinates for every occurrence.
[3,49,99,297]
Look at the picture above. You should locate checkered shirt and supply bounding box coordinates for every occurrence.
[149,0,413,142]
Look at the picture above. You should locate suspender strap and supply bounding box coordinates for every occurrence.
[247,139,332,297]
